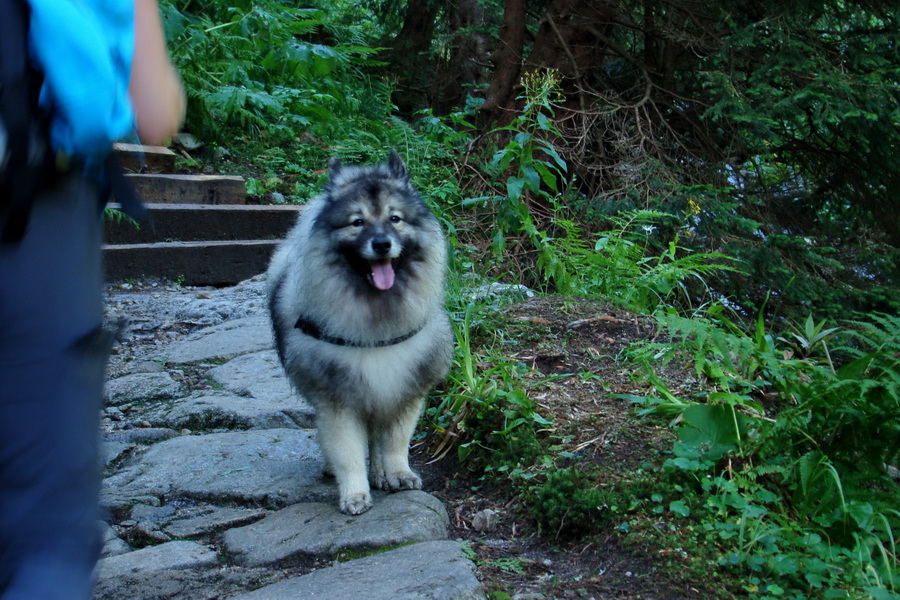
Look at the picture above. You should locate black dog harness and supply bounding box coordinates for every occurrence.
[294,316,425,348]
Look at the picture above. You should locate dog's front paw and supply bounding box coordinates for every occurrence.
[386,470,422,492]
[340,492,374,515]
[370,470,389,491]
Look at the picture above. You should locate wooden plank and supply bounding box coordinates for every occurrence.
[114,143,177,173]
[125,174,246,205]
[103,203,300,244]
[103,240,279,286]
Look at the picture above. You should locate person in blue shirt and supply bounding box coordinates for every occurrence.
[0,0,184,598]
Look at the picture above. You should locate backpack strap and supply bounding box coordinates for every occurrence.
[103,151,149,225]
[0,0,56,244]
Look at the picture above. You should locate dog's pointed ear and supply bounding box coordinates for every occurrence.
[328,157,343,177]
[388,150,408,180]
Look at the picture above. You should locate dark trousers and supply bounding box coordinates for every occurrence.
[0,176,107,600]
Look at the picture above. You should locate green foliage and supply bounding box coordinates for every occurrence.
[702,3,900,238]
[484,70,568,244]
[103,206,140,230]
[524,467,622,537]
[161,0,379,142]
[457,72,740,306]
[783,312,900,473]
[471,121,741,306]
[684,2,900,318]
[624,307,900,597]
[779,314,839,365]
[424,302,552,469]
[559,210,742,311]
[160,0,472,207]
[674,183,900,320]
[462,70,573,290]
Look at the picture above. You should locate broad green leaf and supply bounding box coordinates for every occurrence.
[669,500,691,517]
[506,177,525,201]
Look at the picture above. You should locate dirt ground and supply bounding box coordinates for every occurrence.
[413,296,701,600]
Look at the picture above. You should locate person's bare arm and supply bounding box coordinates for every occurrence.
[128,0,185,145]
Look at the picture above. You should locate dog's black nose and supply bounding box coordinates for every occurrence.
[372,236,392,256]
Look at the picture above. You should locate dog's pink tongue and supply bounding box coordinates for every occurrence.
[371,260,395,290]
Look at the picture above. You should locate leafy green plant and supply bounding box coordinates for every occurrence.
[160,0,394,156]
[103,206,140,229]
[482,69,567,247]
[786,312,900,474]
[424,303,552,469]
[570,210,742,311]
[779,314,839,366]
[461,69,573,290]
[624,307,899,598]
[524,467,623,538]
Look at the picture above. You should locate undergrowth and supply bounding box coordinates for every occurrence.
[619,309,899,599]
[430,290,899,598]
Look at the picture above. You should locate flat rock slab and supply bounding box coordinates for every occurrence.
[162,506,270,539]
[167,273,268,325]
[103,427,178,445]
[103,429,332,508]
[92,566,274,600]
[100,441,131,470]
[151,316,272,364]
[107,274,267,335]
[230,540,486,600]
[100,522,131,558]
[207,350,297,404]
[104,371,186,405]
[223,490,449,566]
[97,540,217,581]
[144,391,314,431]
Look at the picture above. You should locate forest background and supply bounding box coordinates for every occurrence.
[155,0,898,598]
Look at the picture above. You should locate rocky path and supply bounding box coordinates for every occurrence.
[96,276,485,600]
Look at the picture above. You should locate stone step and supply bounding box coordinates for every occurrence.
[114,142,178,173]
[125,173,246,205]
[103,240,279,286]
[228,541,483,600]
[104,203,299,245]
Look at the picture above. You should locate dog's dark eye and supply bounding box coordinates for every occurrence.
[351,218,364,227]
[390,215,402,224]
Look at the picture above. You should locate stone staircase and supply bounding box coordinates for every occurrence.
[103,144,300,286]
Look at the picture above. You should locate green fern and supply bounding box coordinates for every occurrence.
[103,206,140,229]
[161,0,391,146]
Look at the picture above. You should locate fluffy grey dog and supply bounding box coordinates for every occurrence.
[267,150,453,515]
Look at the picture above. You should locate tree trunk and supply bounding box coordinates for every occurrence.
[478,0,526,120]
[432,0,490,113]
[379,0,441,115]
[390,0,439,58]
[526,0,616,80]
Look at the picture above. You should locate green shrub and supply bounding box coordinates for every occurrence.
[423,303,552,471]
[524,467,622,537]
[625,308,900,597]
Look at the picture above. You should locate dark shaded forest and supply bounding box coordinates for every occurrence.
[376,0,899,317]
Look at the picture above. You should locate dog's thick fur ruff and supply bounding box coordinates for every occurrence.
[267,151,453,515]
